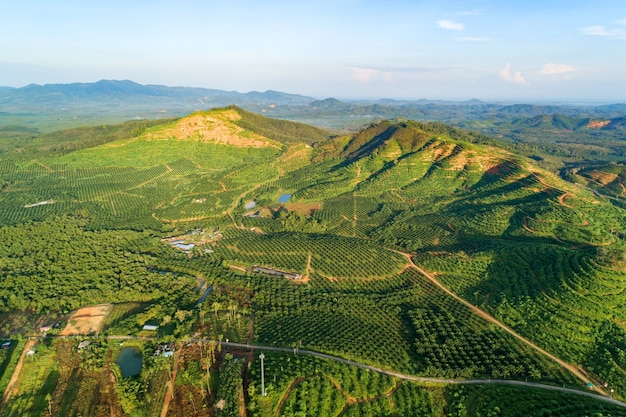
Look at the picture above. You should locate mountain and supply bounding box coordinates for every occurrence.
[510,114,587,130]
[0,107,625,415]
[0,79,315,109]
[308,97,352,110]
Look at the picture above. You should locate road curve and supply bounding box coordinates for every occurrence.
[31,334,626,408]
[394,251,605,395]
[191,339,626,409]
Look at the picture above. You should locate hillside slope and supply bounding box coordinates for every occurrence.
[0,110,625,415]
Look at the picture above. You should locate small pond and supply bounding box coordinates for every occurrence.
[116,347,142,378]
[277,194,292,203]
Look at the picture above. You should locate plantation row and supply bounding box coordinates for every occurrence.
[213,231,407,279]
[239,267,574,382]
[415,239,626,395]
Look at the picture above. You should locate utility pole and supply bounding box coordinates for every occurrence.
[259,353,266,397]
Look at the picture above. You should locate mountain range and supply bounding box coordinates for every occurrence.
[2,80,625,118]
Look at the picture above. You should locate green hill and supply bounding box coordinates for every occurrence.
[0,108,625,416]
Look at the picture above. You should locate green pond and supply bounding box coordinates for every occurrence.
[116,347,142,377]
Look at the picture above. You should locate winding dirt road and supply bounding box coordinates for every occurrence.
[395,251,604,395]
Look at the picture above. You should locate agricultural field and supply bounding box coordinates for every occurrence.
[0,107,625,415]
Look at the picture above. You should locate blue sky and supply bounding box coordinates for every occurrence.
[1,0,625,101]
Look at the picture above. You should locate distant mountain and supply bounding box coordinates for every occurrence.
[594,103,626,115]
[0,79,316,109]
[510,114,586,130]
[309,98,352,110]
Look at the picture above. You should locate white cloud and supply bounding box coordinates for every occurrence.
[499,63,529,86]
[351,67,380,84]
[437,20,464,31]
[455,37,489,42]
[350,67,394,84]
[582,25,626,39]
[582,25,613,36]
[540,63,575,75]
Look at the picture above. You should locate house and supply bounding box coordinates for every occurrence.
[174,243,195,251]
[39,325,52,332]
[77,340,91,350]
[154,342,175,357]
[26,348,36,356]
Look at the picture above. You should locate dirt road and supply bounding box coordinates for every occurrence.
[1,339,36,407]
[396,251,604,395]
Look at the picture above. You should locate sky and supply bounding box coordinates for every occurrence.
[1,0,626,102]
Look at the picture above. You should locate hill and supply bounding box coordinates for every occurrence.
[0,109,625,416]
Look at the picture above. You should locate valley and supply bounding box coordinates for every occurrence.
[0,106,625,416]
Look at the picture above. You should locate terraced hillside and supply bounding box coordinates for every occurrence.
[0,107,625,416]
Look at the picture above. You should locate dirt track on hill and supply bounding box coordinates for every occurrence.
[397,251,605,395]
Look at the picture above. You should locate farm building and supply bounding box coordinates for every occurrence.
[142,324,159,331]
[154,342,175,357]
[244,201,257,210]
[1,341,10,349]
[277,194,292,203]
[77,340,91,350]
[174,242,195,251]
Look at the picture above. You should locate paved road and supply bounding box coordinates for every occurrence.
[27,334,626,408]
[191,339,626,409]
[386,249,609,396]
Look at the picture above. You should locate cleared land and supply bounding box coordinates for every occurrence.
[60,304,111,336]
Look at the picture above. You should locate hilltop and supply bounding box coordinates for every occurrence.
[0,108,625,416]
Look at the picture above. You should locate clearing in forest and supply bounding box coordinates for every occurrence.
[60,304,111,336]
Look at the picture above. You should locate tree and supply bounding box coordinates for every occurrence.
[46,393,52,415]
[175,309,189,323]
[212,301,222,317]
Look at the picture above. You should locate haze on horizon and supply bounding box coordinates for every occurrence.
[1,0,625,102]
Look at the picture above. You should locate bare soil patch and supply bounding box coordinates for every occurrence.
[61,304,111,336]
[587,170,619,186]
[145,110,280,148]
[587,120,611,129]
[284,202,321,216]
